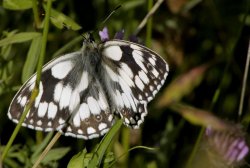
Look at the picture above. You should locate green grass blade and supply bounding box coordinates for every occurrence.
[88,120,123,168]
[22,35,42,82]
[0,32,40,46]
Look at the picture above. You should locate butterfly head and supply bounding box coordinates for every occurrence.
[81,32,98,53]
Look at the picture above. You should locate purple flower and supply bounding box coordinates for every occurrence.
[99,27,139,43]
[205,126,249,166]
[114,29,125,40]
[99,27,109,42]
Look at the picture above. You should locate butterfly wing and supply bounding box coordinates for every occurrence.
[8,51,114,139]
[100,40,169,128]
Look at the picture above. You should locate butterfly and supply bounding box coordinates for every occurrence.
[8,33,169,139]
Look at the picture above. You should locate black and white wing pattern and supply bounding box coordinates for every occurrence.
[8,51,114,139]
[99,40,169,128]
[8,38,169,139]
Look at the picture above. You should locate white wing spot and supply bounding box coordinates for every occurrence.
[38,102,48,117]
[98,123,107,130]
[118,68,135,87]
[87,97,101,115]
[29,82,35,91]
[130,44,141,50]
[122,93,130,108]
[47,102,57,119]
[59,85,72,110]
[104,65,118,82]
[54,82,63,103]
[148,96,153,101]
[67,127,72,132]
[138,95,143,100]
[135,75,144,91]
[79,103,90,120]
[98,92,108,110]
[45,128,53,131]
[51,61,73,79]
[87,127,96,134]
[20,96,27,107]
[27,125,34,129]
[103,46,123,61]
[69,90,80,112]
[120,63,134,78]
[37,120,42,126]
[100,128,109,136]
[29,119,34,124]
[130,118,136,124]
[115,90,124,107]
[78,129,83,134]
[124,118,130,124]
[73,112,81,127]
[48,121,52,127]
[35,127,43,131]
[65,132,76,138]
[164,72,168,79]
[17,95,22,103]
[132,51,147,72]
[88,134,99,139]
[153,90,158,96]
[59,118,65,124]
[151,68,159,78]
[149,57,156,66]
[138,70,149,84]
[108,115,113,122]
[77,71,89,92]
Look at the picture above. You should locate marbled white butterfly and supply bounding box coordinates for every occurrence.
[8,33,169,139]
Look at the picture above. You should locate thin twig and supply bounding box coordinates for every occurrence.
[134,0,164,35]
[32,132,62,168]
[238,40,250,117]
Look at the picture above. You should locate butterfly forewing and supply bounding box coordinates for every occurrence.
[8,38,169,139]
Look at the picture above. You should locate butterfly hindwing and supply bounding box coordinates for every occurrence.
[100,40,169,128]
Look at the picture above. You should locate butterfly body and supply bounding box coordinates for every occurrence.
[8,38,169,139]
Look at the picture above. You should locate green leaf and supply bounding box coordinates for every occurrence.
[0,32,41,46]
[88,120,123,168]
[3,0,32,10]
[68,149,115,168]
[123,0,145,10]
[170,103,231,131]
[50,8,82,30]
[67,149,87,168]
[41,147,71,164]
[22,35,42,82]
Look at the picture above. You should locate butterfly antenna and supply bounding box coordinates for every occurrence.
[81,5,121,40]
[101,5,121,26]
